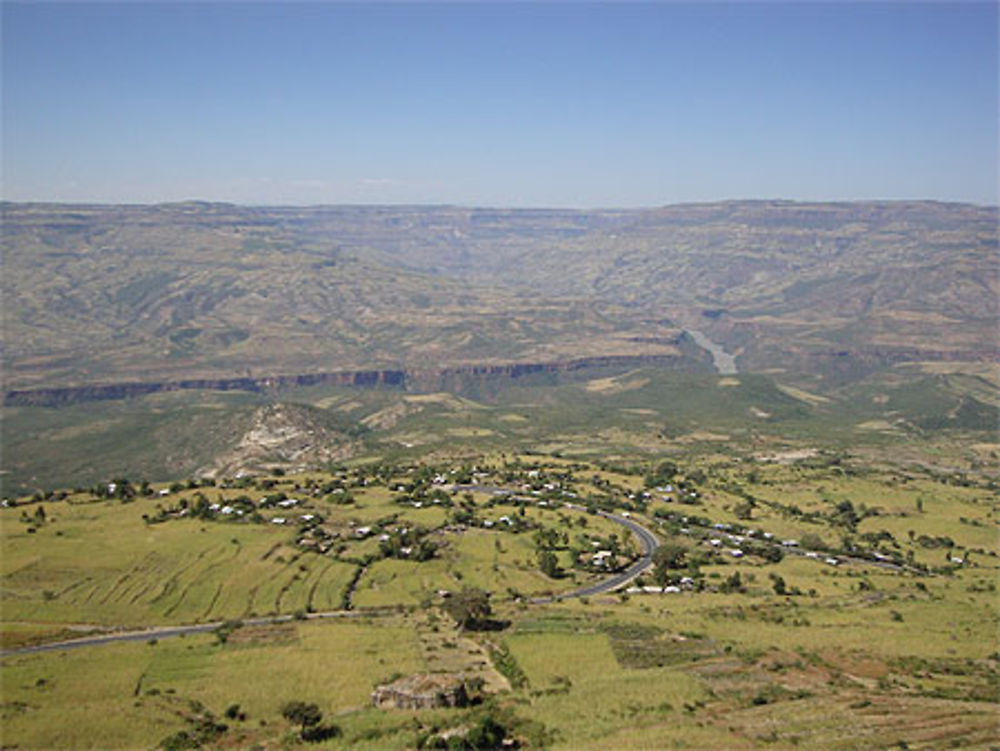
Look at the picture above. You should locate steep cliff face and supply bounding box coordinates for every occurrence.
[9,340,995,408]
[4,353,703,407]
[2,371,407,406]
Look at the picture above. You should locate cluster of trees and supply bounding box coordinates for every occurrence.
[418,713,509,750]
[533,526,568,578]
[378,526,437,561]
[19,505,48,527]
[650,542,691,587]
[143,493,263,525]
[644,461,705,491]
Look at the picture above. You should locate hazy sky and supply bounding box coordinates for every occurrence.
[3,2,997,207]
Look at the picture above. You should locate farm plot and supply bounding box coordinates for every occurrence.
[1,495,354,626]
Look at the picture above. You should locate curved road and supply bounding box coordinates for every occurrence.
[532,507,659,603]
[1,504,660,657]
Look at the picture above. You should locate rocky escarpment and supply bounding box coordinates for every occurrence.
[3,370,406,407]
[4,352,703,407]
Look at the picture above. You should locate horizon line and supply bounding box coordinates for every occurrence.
[3,197,997,211]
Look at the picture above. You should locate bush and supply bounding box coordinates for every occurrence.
[280,701,322,730]
[464,715,507,749]
[301,723,341,742]
[224,704,246,721]
[160,731,200,751]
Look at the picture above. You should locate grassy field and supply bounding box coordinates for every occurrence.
[1,490,358,628]
[1,466,627,629]
[2,449,997,749]
[1,618,426,750]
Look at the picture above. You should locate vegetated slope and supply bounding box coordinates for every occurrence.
[2,201,995,395]
[0,390,364,494]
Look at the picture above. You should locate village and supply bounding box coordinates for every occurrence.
[2,449,997,750]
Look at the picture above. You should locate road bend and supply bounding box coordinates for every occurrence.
[531,508,660,604]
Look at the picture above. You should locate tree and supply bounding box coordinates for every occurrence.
[721,571,745,594]
[538,549,560,578]
[833,500,859,531]
[769,573,788,596]
[800,532,826,551]
[652,542,687,587]
[442,587,492,630]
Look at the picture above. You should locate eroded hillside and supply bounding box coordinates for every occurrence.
[3,201,996,395]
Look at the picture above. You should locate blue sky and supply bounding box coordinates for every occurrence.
[3,2,997,207]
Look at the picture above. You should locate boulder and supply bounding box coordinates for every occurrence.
[372,673,469,710]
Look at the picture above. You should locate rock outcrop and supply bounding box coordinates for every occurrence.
[372,674,469,710]
[197,403,358,479]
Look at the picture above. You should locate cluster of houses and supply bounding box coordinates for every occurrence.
[627,576,697,595]
[481,515,514,529]
[628,484,699,504]
[654,516,845,567]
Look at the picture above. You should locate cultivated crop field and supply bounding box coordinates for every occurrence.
[1,468,628,634]
[2,450,997,749]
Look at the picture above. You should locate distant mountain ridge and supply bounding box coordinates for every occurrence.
[3,200,995,393]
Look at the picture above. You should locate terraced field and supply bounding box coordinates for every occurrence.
[2,452,996,749]
[2,499,359,627]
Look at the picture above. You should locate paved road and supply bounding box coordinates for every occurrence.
[2,501,660,657]
[531,507,660,603]
[451,485,662,598]
[0,609,395,657]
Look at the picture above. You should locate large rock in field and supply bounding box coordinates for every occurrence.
[372,673,469,710]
